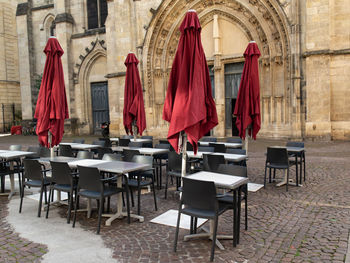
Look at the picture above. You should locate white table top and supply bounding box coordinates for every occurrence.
[59,143,100,150]
[198,141,242,148]
[111,147,169,156]
[110,138,152,143]
[186,151,247,162]
[0,150,36,160]
[186,171,248,190]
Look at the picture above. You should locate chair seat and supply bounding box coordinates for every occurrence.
[168,171,182,177]
[266,163,290,169]
[79,187,121,199]
[127,178,152,187]
[53,184,75,192]
[25,179,51,187]
[217,193,246,205]
[181,203,227,219]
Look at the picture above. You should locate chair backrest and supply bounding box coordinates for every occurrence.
[50,161,73,185]
[122,149,140,162]
[141,136,153,139]
[121,135,134,139]
[168,151,190,172]
[226,148,246,155]
[208,143,226,153]
[128,141,143,148]
[132,155,153,166]
[98,138,112,147]
[159,139,170,144]
[186,142,194,151]
[76,150,94,159]
[27,146,40,154]
[198,146,215,152]
[154,143,171,150]
[119,138,130,146]
[286,141,304,148]
[92,140,105,147]
[97,147,113,159]
[201,137,217,142]
[216,164,247,177]
[142,142,153,148]
[9,145,22,151]
[59,145,74,157]
[77,166,102,192]
[203,154,226,172]
[72,139,85,144]
[39,146,50,157]
[102,153,122,161]
[182,177,218,212]
[266,147,289,165]
[23,159,44,181]
[226,137,242,143]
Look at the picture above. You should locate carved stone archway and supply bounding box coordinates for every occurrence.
[142,0,300,138]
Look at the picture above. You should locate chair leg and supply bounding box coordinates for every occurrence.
[165,172,169,199]
[125,186,131,224]
[97,197,103,234]
[303,152,306,182]
[45,187,52,219]
[286,169,289,192]
[19,183,25,213]
[38,185,44,217]
[194,217,198,234]
[44,185,47,204]
[173,208,182,252]
[264,165,267,188]
[67,187,74,224]
[210,217,219,262]
[130,189,134,207]
[245,190,248,231]
[137,177,141,215]
[269,168,272,183]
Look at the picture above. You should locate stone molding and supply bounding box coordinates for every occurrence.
[55,13,74,24]
[71,28,106,39]
[105,72,126,78]
[16,3,28,16]
[32,4,54,12]
[303,49,350,58]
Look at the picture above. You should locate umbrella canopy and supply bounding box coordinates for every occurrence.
[123,53,146,136]
[233,41,261,140]
[163,11,218,153]
[34,37,69,148]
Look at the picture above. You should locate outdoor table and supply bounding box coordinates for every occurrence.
[59,142,101,151]
[111,146,169,156]
[269,146,305,187]
[185,171,249,249]
[40,158,150,224]
[186,151,247,163]
[110,138,152,143]
[198,141,242,148]
[0,150,36,199]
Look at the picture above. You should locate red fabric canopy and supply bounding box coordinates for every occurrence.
[34,37,69,148]
[163,11,218,153]
[233,42,261,140]
[123,53,146,136]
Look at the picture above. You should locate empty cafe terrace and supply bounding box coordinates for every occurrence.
[0,135,349,262]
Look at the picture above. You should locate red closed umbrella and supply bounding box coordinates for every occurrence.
[123,53,146,136]
[234,41,261,146]
[34,37,69,149]
[163,10,218,155]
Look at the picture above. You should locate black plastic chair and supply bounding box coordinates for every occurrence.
[122,149,140,162]
[264,147,295,191]
[209,143,226,153]
[128,155,157,215]
[286,141,306,182]
[39,146,51,157]
[0,160,16,193]
[226,137,243,144]
[122,135,134,139]
[174,177,227,262]
[128,141,143,148]
[98,138,112,148]
[165,151,190,199]
[216,164,248,230]
[203,154,226,172]
[46,161,78,223]
[72,139,85,144]
[159,139,170,144]
[153,144,171,189]
[9,145,22,151]
[102,153,122,161]
[73,166,130,234]
[198,146,215,152]
[97,147,113,159]
[76,151,94,159]
[200,137,217,142]
[20,159,50,217]
[226,148,247,166]
[119,138,131,146]
[141,136,153,139]
[59,145,74,157]
[186,142,194,151]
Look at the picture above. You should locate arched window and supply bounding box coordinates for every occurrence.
[87,0,108,29]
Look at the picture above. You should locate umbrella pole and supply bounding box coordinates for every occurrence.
[132,121,137,141]
[48,131,54,158]
[181,132,187,180]
[244,128,249,152]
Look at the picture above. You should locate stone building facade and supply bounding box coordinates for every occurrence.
[14,0,350,140]
[0,0,21,131]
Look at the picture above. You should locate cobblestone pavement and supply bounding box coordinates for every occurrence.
[1,135,350,262]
